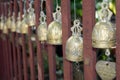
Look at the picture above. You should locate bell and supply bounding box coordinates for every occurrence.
[6,11,11,29]
[96,60,116,80]
[11,12,16,32]
[66,20,83,62]
[0,15,4,30]
[16,12,21,33]
[92,1,116,48]
[47,6,62,45]
[26,2,35,26]
[96,49,116,80]
[6,16,11,29]
[3,17,8,34]
[20,14,28,34]
[37,11,47,42]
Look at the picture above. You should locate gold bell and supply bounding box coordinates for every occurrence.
[11,12,16,32]
[3,21,8,34]
[0,15,4,30]
[16,12,21,33]
[96,49,116,80]
[37,11,47,42]
[47,6,62,45]
[20,14,28,34]
[26,3,35,26]
[6,11,11,29]
[66,20,83,62]
[92,1,116,48]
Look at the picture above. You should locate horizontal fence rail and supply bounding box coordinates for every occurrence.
[0,0,119,80]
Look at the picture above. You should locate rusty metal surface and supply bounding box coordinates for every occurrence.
[12,0,18,79]
[34,0,44,80]
[46,0,56,80]
[21,34,28,80]
[20,0,28,80]
[14,0,23,80]
[26,0,36,80]
[116,0,120,80]
[28,28,36,80]
[83,0,96,80]
[61,0,73,80]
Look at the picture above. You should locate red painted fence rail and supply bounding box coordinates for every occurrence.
[0,0,119,80]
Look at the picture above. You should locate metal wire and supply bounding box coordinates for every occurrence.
[74,0,76,20]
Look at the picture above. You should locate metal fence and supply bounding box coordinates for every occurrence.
[0,0,119,80]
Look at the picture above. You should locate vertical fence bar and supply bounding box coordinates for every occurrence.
[34,0,44,80]
[11,0,18,79]
[1,3,6,80]
[9,1,14,79]
[20,0,28,79]
[46,0,56,80]
[0,3,3,79]
[26,0,36,80]
[15,0,23,80]
[0,3,4,80]
[83,0,96,80]
[5,3,12,80]
[4,3,10,80]
[16,34,22,80]
[116,0,120,80]
[61,0,73,80]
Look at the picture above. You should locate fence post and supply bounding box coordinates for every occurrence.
[83,0,96,80]
[20,0,29,79]
[34,0,45,80]
[14,0,23,80]
[116,0,120,79]
[61,0,73,80]
[26,0,36,80]
[46,0,56,80]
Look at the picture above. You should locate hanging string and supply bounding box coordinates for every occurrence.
[104,0,108,2]
[29,0,33,8]
[56,0,58,6]
[74,0,76,20]
[23,0,26,14]
[8,2,11,16]
[41,0,44,11]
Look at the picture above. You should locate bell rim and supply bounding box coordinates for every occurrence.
[92,40,116,48]
[47,40,62,45]
[66,54,83,62]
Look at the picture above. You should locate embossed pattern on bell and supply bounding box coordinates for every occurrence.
[0,15,4,30]
[26,1,35,26]
[0,21,4,30]
[21,20,28,34]
[47,6,62,45]
[66,19,83,62]
[3,22,8,34]
[20,14,28,34]
[92,21,116,48]
[37,10,47,42]
[11,13,16,32]
[47,21,62,45]
[66,36,83,62]
[6,17,11,29]
[37,23,47,42]
[92,0,116,48]
[16,12,21,33]
[96,60,116,80]
[26,12,35,26]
